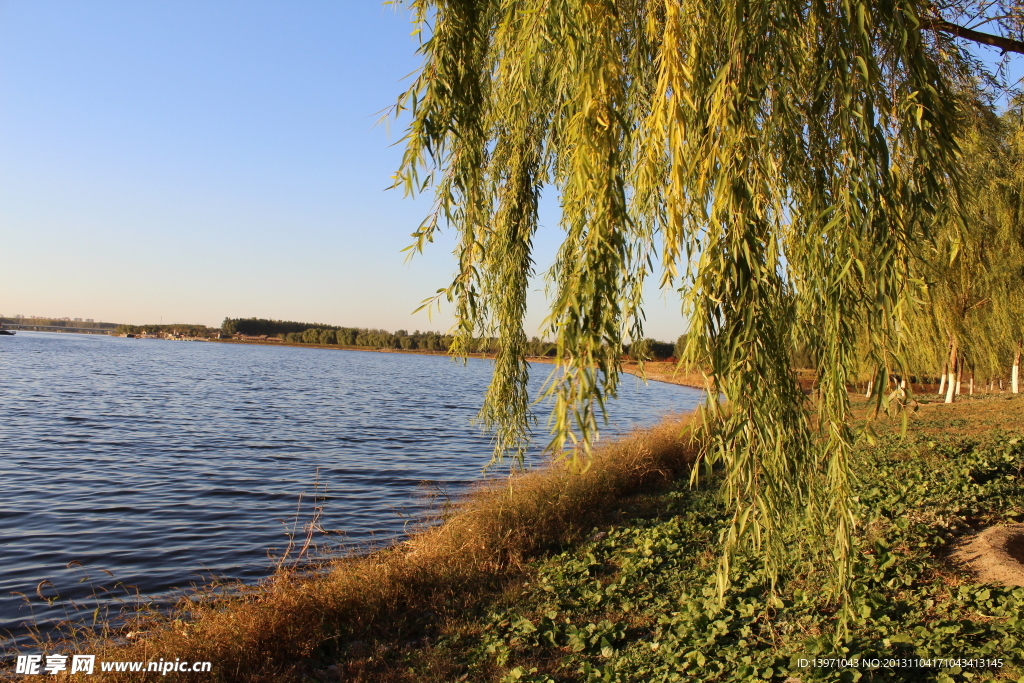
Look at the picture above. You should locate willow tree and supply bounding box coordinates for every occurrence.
[392,0,1024,603]
[904,98,1024,401]
[953,103,1024,397]
[906,101,1013,402]
[1001,99,1024,393]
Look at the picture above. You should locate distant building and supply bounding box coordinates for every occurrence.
[85,318,94,322]
[74,318,82,322]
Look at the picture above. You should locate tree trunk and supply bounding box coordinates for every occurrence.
[955,361,963,396]
[945,340,958,404]
[946,344,954,403]
[865,378,873,398]
[938,368,947,396]
[1013,342,1021,395]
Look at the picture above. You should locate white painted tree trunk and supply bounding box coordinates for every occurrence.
[1013,344,1021,394]
[969,376,974,395]
[865,379,873,398]
[938,372,946,396]
[945,342,958,404]
[955,362,963,397]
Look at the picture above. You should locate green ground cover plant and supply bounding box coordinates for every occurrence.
[384,401,1024,682]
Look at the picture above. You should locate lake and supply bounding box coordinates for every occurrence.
[0,332,701,647]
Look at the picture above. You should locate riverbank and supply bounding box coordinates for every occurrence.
[424,396,1024,683]
[37,415,700,682]
[25,394,1023,682]
[0,333,698,670]
[620,360,710,391]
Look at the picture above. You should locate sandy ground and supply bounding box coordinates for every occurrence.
[953,524,1024,587]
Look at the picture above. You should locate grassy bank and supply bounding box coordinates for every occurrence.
[426,396,1024,683]
[27,395,1024,682]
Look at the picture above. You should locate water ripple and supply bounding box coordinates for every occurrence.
[0,332,701,646]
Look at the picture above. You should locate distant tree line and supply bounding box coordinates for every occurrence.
[292,327,461,351]
[221,317,329,337]
[110,315,686,360]
[222,317,686,358]
[628,337,678,362]
[222,317,462,351]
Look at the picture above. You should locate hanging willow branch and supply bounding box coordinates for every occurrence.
[392,0,970,611]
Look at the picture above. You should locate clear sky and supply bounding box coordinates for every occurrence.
[2,4,1019,340]
[0,1,688,340]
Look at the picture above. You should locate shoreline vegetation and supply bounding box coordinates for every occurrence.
[14,394,1024,682]
[12,316,708,389]
[113,315,710,390]
[120,317,681,360]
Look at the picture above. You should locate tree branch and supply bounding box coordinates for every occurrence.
[925,17,1024,55]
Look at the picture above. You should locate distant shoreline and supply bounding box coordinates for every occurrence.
[15,330,709,391]
[208,337,709,391]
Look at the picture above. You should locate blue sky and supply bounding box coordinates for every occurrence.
[2,3,1019,340]
[0,1,686,339]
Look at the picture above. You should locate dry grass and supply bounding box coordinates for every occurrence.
[850,391,1023,438]
[620,361,712,391]
[49,415,699,682]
